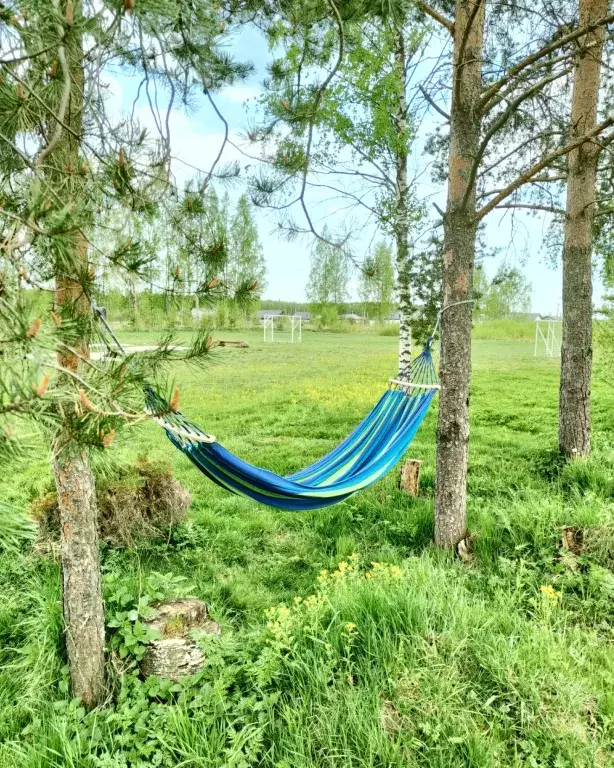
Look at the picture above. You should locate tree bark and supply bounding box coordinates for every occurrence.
[435,0,485,547]
[50,0,106,707]
[393,26,412,372]
[53,449,106,707]
[559,0,607,457]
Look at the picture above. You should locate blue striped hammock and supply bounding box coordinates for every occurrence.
[146,345,439,511]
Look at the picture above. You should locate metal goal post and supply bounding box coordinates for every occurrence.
[534,317,561,357]
[263,314,302,343]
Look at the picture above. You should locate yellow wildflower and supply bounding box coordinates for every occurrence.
[345,622,357,633]
[540,584,561,602]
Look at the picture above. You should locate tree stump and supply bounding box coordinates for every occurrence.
[400,460,421,496]
[140,598,221,682]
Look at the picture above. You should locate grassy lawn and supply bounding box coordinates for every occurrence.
[1,331,613,766]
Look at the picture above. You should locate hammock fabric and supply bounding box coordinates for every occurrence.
[146,345,438,511]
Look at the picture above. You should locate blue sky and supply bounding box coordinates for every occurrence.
[109,22,604,316]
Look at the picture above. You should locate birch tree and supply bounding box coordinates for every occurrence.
[306,230,350,312]
[248,8,431,370]
[228,194,267,312]
[359,242,396,321]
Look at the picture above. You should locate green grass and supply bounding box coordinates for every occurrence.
[1,331,613,767]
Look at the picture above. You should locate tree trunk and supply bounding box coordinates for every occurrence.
[393,26,412,372]
[50,0,106,707]
[559,0,606,457]
[435,0,485,548]
[53,448,106,707]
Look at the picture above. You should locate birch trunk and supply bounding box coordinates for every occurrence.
[394,26,412,372]
[559,0,607,457]
[50,0,106,707]
[435,0,485,547]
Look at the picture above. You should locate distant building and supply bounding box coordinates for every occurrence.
[511,312,562,322]
[339,313,365,324]
[509,312,543,322]
[386,311,401,324]
[257,309,284,322]
[293,311,311,322]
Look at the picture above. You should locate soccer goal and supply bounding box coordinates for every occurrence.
[534,317,561,357]
[263,314,302,343]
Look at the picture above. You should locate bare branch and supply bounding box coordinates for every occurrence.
[419,84,451,121]
[35,4,72,168]
[199,89,230,194]
[418,2,454,34]
[496,203,565,214]
[479,12,614,113]
[477,119,614,220]
[463,66,572,210]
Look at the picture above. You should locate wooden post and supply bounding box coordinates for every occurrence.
[400,459,421,496]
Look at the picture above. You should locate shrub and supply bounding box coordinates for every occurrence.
[30,459,190,548]
[377,323,399,336]
[472,319,535,340]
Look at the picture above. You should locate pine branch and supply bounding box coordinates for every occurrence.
[462,66,572,210]
[496,203,565,215]
[477,119,614,220]
[479,13,614,114]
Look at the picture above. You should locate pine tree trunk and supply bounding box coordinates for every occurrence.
[394,26,412,372]
[53,447,106,708]
[50,0,106,707]
[559,0,606,457]
[435,0,485,548]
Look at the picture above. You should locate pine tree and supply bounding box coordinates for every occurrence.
[417,0,614,547]
[559,0,608,457]
[0,0,255,706]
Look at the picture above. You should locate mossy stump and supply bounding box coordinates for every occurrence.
[140,598,221,681]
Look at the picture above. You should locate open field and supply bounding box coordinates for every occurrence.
[1,331,614,766]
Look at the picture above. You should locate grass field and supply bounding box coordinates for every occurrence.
[1,330,614,767]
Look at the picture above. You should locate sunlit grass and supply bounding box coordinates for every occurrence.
[0,330,613,766]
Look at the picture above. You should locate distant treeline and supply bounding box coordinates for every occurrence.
[260,299,375,316]
[22,289,387,323]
